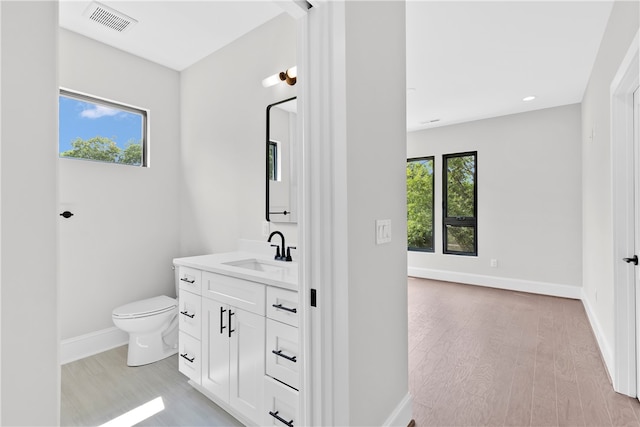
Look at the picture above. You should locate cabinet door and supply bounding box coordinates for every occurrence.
[201,298,230,403]
[229,307,266,422]
[178,331,201,384]
[179,289,201,339]
[266,319,299,389]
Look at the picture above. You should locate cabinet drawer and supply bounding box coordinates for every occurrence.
[178,331,201,384]
[203,272,265,316]
[178,289,201,339]
[264,376,299,427]
[266,319,299,389]
[177,266,202,295]
[266,287,298,327]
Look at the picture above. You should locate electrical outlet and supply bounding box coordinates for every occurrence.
[376,219,391,244]
[490,259,498,268]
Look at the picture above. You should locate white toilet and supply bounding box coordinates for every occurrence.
[112,295,178,366]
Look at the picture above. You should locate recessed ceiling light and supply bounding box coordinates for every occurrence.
[407,88,416,93]
[523,96,536,102]
[419,119,441,125]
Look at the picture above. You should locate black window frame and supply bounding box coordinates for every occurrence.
[268,141,279,181]
[407,156,435,253]
[443,151,477,256]
[59,88,149,167]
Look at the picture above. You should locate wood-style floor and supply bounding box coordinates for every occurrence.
[409,277,640,426]
[62,278,640,426]
[61,345,241,426]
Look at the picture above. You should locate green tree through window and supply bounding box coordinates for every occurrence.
[443,152,477,255]
[60,136,143,166]
[407,157,434,252]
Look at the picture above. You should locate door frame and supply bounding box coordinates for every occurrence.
[611,29,639,397]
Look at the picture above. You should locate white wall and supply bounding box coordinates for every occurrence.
[1,2,59,424]
[340,2,409,425]
[180,13,297,257]
[407,104,583,297]
[581,0,639,371]
[58,29,181,340]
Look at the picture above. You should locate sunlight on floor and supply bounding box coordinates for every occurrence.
[98,397,165,427]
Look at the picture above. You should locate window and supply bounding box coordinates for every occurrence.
[443,152,477,255]
[407,157,435,252]
[268,141,279,181]
[59,89,148,166]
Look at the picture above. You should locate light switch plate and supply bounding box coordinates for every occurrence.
[376,219,391,244]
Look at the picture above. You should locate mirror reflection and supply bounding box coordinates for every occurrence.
[266,97,297,223]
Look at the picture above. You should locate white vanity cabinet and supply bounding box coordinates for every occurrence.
[174,252,299,427]
[201,271,266,424]
[264,287,300,427]
[177,267,202,384]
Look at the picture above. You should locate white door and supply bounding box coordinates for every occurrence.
[634,86,640,400]
[201,298,230,402]
[229,307,265,422]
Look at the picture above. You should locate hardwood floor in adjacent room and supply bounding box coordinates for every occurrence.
[61,345,241,426]
[408,277,640,426]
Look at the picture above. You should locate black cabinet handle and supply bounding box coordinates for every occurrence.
[180,310,195,319]
[269,411,294,427]
[272,349,297,363]
[60,211,74,219]
[228,310,235,337]
[623,255,638,265]
[272,303,297,314]
[180,277,195,284]
[220,307,227,334]
[180,353,195,363]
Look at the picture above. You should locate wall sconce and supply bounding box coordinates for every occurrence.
[262,66,297,87]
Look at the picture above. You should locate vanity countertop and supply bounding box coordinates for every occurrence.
[173,251,298,291]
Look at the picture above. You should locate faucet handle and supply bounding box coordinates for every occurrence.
[271,244,282,260]
[285,246,297,262]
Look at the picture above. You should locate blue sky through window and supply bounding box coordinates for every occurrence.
[58,95,143,154]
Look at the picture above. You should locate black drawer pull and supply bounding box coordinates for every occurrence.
[180,310,195,319]
[220,307,227,334]
[180,353,195,363]
[272,349,297,363]
[228,310,235,338]
[272,303,297,314]
[180,277,195,284]
[269,411,294,427]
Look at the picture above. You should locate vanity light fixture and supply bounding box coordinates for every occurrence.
[262,66,297,87]
[280,66,297,86]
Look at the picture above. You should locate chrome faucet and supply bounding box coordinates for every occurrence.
[268,231,286,261]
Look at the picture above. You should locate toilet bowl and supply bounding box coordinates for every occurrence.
[112,295,178,366]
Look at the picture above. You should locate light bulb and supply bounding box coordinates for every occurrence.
[286,66,297,79]
[262,73,281,88]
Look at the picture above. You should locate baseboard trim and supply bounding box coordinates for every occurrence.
[580,288,615,380]
[382,392,413,427]
[408,267,582,300]
[61,326,128,365]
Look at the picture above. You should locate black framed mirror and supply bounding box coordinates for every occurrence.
[266,97,297,223]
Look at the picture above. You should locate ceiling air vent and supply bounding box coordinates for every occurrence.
[83,2,138,33]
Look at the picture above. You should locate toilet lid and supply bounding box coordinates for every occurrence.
[112,295,177,319]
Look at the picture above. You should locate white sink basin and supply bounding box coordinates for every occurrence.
[223,258,286,273]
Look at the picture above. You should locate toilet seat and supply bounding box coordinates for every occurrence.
[113,295,177,319]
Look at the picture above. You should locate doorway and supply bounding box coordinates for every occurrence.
[611,31,639,398]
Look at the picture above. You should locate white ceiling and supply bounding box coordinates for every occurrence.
[59,1,615,131]
[406,1,613,131]
[58,1,284,71]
